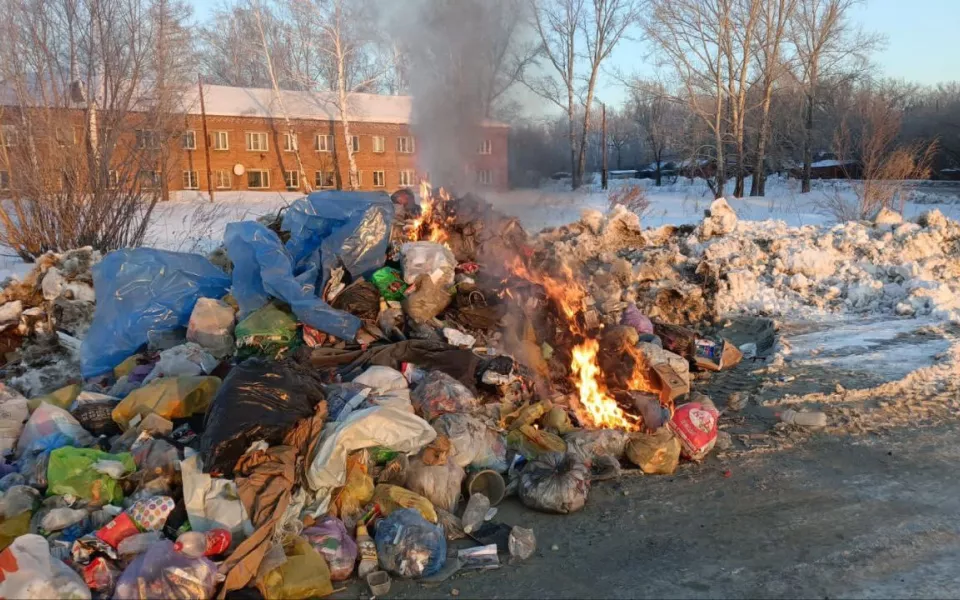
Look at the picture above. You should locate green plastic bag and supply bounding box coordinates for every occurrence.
[371,267,407,301]
[235,304,299,359]
[111,375,221,430]
[47,447,136,505]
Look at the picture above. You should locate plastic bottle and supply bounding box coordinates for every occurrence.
[461,493,491,534]
[174,529,232,557]
[356,522,379,578]
[779,409,827,429]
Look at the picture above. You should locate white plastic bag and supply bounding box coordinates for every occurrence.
[144,343,219,382]
[180,454,253,542]
[0,534,91,599]
[16,402,93,457]
[187,298,236,358]
[352,366,412,412]
[0,384,28,456]
[400,242,456,287]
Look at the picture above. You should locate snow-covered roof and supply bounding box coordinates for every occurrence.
[183,85,509,128]
[810,159,856,168]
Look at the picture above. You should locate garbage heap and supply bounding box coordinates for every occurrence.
[0,189,742,600]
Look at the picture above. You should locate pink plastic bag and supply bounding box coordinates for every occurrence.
[113,540,218,600]
[301,516,358,581]
[668,402,718,461]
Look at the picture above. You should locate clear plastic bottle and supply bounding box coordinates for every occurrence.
[461,493,491,534]
[174,529,231,557]
[779,409,827,428]
[356,523,379,578]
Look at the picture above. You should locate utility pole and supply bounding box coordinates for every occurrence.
[198,75,214,202]
[601,103,608,191]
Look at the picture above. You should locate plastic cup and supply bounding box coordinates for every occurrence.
[465,469,506,506]
[367,570,391,596]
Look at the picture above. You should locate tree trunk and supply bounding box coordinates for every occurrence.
[576,72,599,191]
[802,89,814,193]
[750,78,774,197]
[568,90,576,190]
[655,157,662,186]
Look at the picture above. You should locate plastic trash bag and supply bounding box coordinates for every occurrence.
[563,429,631,462]
[375,508,446,578]
[403,456,465,513]
[331,279,381,321]
[519,452,590,515]
[669,402,719,462]
[46,447,136,505]
[353,366,412,411]
[234,303,299,359]
[400,242,456,287]
[81,248,231,378]
[402,274,453,324]
[0,384,29,456]
[259,535,333,600]
[301,516,358,581]
[28,383,81,412]
[371,483,438,523]
[224,220,362,342]
[112,376,221,430]
[306,406,435,494]
[412,371,481,421]
[186,298,235,357]
[507,425,567,460]
[146,343,219,380]
[431,413,508,472]
[114,540,218,600]
[200,358,324,476]
[0,484,40,519]
[0,534,91,599]
[16,403,93,458]
[180,455,252,542]
[625,428,681,475]
[508,526,536,560]
[371,267,407,301]
[332,451,374,523]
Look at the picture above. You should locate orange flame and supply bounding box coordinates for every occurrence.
[408,180,449,244]
[571,339,641,431]
[506,256,586,324]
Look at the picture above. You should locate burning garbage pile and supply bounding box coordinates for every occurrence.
[0,186,760,600]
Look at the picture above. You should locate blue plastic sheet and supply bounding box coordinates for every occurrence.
[80,249,231,378]
[226,191,393,341]
[224,222,362,341]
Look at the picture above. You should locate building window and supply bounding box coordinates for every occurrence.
[182,131,197,150]
[315,171,334,188]
[136,130,160,149]
[477,169,493,185]
[397,136,415,154]
[212,131,229,150]
[247,169,269,189]
[107,170,119,189]
[215,170,232,189]
[246,132,268,152]
[55,128,71,147]
[283,133,298,152]
[372,135,385,153]
[284,170,300,189]
[0,170,9,191]
[183,170,199,189]
[73,127,81,145]
[372,170,385,188]
[350,135,360,153]
[399,170,414,187]
[139,170,161,189]
[0,126,17,149]
[478,140,492,155]
[316,134,332,152]
[356,171,362,186]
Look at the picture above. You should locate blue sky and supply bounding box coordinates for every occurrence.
[188,0,960,109]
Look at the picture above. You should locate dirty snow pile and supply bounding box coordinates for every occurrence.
[538,200,960,327]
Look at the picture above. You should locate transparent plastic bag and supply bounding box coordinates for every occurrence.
[412,371,481,421]
[301,516,358,581]
[431,413,508,472]
[114,540,218,600]
[400,242,456,287]
[508,526,536,560]
[0,534,91,599]
[374,508,446,578]
[371,483,437,523]
[625,428,681,475]
[519,452,590,515]
[403,457,464,513]
[186,298,235,358]
[0,384,28,456]
[563,429,631,462]
[16,403,93,458]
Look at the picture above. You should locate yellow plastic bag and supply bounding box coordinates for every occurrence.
[0,511,31,551]
[259,536,333,599]
[372,484,437,523]
[28,384,80,412]
[113,354,140,379]
[625,428,681,475]
[332,451,374,521]
[506,425,567,459]
[112,376,221,430]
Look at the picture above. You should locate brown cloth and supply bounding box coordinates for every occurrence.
[308,339,482,391]
[217,402,328,598]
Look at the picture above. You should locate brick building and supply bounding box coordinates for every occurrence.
[0,84,509,197]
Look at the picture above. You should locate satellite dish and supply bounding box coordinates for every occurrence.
[233,164,246,176]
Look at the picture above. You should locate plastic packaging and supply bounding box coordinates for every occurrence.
[40,507,87,532]
[111,376,221,430]
[332,451,374,522]
[431,413,508,472]
[186,298,236,357]
[180,455,251,542]
[412,371,481,421]
[128,496,176,531]
[200,358,324,476]
[461,492,491,534]
[114,540,218,600]
[402,275,453,323]
[224,220,362,342]
[621,303,654,335]
[92,459,131,479]
[371,483,438,523]
[16,402,94,457]
[356,522,378,579]
[508,526,536,560]
[72,400,121,438]
[47,447,136,505]
[173,529,231,558]
[353,366,413,411]
[625,428,682,475]
[507,425,567,459]
[0,384,28,455]
[466,470,506,506]
[519,452,590,515]
[146,343,218,380]
[0,485,40,519]
[400,242,456,287]
[301,516,358,581]
[96,512,141,548]
[81,248,231,378]
[563,429,632,462]
[371,267,407,301]
[234,303,299,359]
[258,536,333,600]
[668,402,719,461]
[403,456,465,513]
[0,534,92,600]
[374,508,446,578]
[118,531,164,556]
[780,409,828,428]
[331,279,381,321]
[83,556,120,596]
[366,571,391,596]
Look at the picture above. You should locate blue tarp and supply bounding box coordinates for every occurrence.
[80,249,231,378]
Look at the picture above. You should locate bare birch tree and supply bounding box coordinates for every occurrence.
[723,0,762,197]
[630,80,683,186]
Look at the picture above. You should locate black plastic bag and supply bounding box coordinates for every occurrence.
[200,358,325,476]
[331,280,381,321]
